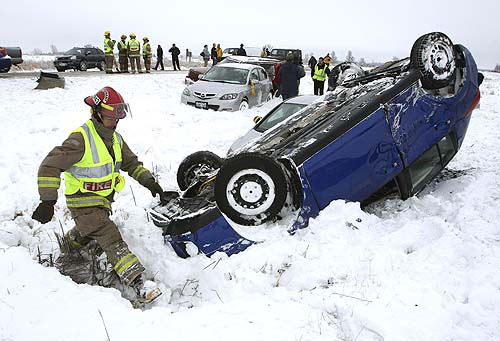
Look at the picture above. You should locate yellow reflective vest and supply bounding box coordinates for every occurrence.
[128,39,140,57]
[64,120,125,199]
[142,42,152,57]
[313,64,328,81]
[104,38,113,55]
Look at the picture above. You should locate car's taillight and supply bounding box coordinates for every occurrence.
[466,90,480,116]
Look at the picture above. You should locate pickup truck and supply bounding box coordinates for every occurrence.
[0,46,23,72]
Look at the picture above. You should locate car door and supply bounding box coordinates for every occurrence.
[248,68,263,106]
[258,68,271,99]
[385,83,454,167]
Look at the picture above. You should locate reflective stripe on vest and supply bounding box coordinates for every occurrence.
[64,120,125,201]
[128,39,140,57]
[104,38,113,55]
[66,195,112,210]
[313,64,328,81]
[38,176,61,189]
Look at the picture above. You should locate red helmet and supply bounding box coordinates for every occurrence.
[84,86,130,119]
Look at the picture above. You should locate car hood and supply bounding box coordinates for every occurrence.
[188,80,247,95]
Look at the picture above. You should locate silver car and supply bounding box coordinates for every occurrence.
[228,95,320,154]
[181,63,273,111]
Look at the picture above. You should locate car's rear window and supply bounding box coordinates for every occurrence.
[202,66,249,85]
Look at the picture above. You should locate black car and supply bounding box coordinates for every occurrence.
[269,48,303,64]
[54,47,106,72]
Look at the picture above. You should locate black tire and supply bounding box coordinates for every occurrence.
[79,60,87,71]
[98,60,105,71]
[0,65,10,73]
[56,67,65,72]
[214,152,288,226]
[410,32,456,90]
[177,151,223,191]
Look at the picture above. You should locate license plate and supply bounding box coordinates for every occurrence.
[195,101,208,109]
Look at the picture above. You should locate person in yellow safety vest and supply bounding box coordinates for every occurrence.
[117,34,129,73]
[312,57,331,95]
[127,33,142,73]
[103,31,115,74]
[32,86,169,304]
[142,37,152,73]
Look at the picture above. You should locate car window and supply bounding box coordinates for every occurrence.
[65,48,82,55]
[437,134,456,165]
[202,66,249,85]
[256,103,308,132]
[408,145,441,192]
[257,68,268,81]
[250,69,259,81]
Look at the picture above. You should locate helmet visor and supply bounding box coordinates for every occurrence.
[100,102,130,119]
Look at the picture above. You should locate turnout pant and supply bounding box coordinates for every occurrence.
[143,56,151,72]
[129,56,142,73]
[66,206,144,286]
[313,79,325,96]
[105,55,114,73]
[119,55,129,73]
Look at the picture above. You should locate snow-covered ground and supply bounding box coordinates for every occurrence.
[0,71,499,341]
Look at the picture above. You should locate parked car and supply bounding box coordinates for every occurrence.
[153,32,482,258]
[269,48,303,64]
[181,63,274,111]
[327,62,367,91]
[0,47,12,73]
[228,95,320,154]
[53,47,105,72]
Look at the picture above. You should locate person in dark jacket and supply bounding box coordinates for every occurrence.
[308,55,317,77]
[278,53,305,100]
[237,44,247,56]
[154,45,164,70]
[211,43,217,65]
[312,57,331,95]
[168,43,181,71]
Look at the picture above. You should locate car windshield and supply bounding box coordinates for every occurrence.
[256,103,308,133]
[201,66,249,84]
[64,48,83,55]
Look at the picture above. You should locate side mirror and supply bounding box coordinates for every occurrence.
[253,116,262,124]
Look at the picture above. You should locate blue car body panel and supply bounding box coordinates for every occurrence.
[152,44,481,258]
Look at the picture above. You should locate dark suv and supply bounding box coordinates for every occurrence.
[54,47,106,72]
[269,48,303,64]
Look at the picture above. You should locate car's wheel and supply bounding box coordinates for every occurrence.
[177,151,223,191]
[0,66,10,73]
[56,67,65,72]
[98,60,105,71]
[410,32,456,90]
[79,60,88,71]
[214,152,288,226]
[239,100,249,111]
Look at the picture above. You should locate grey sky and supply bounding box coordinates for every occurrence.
[3,0,499,68]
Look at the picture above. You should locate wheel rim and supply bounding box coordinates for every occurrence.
[80,61,87,71]
[420,36,455,80]
[226,169,276,215]
[185,163,216,186]
[239,101,249,110]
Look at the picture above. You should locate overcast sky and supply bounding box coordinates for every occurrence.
[3,0,499,68]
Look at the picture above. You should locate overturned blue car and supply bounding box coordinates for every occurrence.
[150,32,482,258]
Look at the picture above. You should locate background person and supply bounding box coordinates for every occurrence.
[127,33,142,73]
[142,37,152,73]
[169,43,181,71]
[154,45,164,70]
[312,57,331,95]
[201,44,210,67]
[103,31,115,74]
[117,34,129,73]
[278,52,305,100]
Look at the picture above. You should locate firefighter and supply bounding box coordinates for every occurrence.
[103,31,115,74]
[117,34,129,73]
[127,33,142,73]
[32,86,167,303]
[142,37,152,73]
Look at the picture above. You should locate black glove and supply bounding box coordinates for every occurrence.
[148,182,163,198]
[32,201,55,224]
